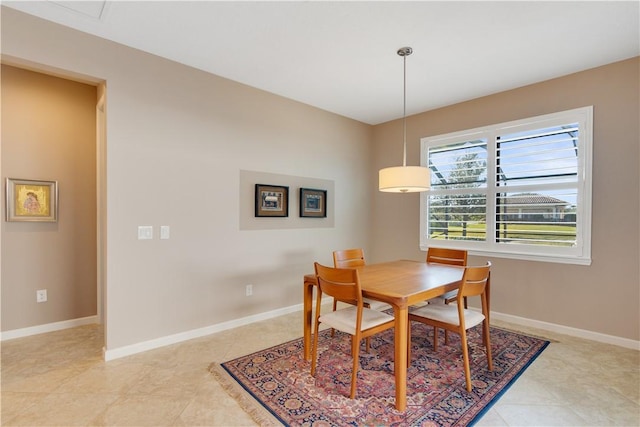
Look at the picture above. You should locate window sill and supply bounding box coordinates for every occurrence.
[420,245,591,265]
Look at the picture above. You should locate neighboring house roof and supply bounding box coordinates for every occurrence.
[505,193,568,206]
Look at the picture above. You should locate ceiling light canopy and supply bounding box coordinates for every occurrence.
[378,47,430,193]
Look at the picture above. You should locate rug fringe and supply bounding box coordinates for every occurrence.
[208,362,283,427]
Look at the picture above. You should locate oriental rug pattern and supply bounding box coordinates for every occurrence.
[210,324,549,426]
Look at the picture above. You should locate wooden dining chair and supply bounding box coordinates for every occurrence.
[425,247,468,344]
[332,248,390,351]
[408,262,493,392]
[332,249,390,312]
[426,247,468,305]
[332,248,366,268]
[311,262,395,399]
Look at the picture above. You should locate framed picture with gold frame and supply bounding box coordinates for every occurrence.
[6,178,58,222]
[255,184,289,217]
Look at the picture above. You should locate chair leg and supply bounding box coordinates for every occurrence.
[459,329,472,392]
[350,336,360,399]
[483,319,493,371]
[363,301,371,352]
[443,297,456,345]
[353,338,370,354]
[433,326,439,351]
[311,319,321,377]
[331,299,338,337]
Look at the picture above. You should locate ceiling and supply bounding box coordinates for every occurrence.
[3,1,639,125]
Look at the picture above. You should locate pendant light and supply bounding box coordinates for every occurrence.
[379,47,431,193]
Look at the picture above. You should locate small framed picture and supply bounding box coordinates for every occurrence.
[300,188,327,218]
[255,184,289,217]
[6,178,58,222]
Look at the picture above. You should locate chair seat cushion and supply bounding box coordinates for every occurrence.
[363,298,392,311]
[320,306,394,335]
[411,304,485,329]
[425,290,458,305]
[439,289,458,301]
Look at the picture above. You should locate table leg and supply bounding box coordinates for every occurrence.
[303,278,314,361]
[394,305,408,411]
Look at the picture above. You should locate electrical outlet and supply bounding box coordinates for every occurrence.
[36,289,47,303]
[246,284,253,296]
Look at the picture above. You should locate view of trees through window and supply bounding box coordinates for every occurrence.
[427,140,488,241]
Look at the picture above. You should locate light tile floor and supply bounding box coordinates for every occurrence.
[1,311,638,426]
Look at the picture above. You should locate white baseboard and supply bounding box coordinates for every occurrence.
[0,315,98,341]
[103,301,317,361]
[100,301,639,359]
[4,300,637,359]
[489,310,640,350]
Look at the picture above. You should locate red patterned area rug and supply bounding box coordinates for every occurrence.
[209,324,549,426]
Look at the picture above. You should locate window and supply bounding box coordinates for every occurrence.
[420,106,592,265]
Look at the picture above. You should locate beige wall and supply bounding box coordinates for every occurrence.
[1,65,97,330]
[371,57,640,341]
[1,8,373,351]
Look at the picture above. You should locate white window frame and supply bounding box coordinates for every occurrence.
[420,106,593,265]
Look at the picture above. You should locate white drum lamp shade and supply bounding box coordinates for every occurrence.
[379,166,431,193]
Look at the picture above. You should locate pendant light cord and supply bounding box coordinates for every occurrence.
[402,52,407,167]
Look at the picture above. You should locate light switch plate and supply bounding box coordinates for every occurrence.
[160,226,170,240]
[138,225,153,240]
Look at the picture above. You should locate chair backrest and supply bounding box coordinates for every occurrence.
[314,262,362,307]
[458,261,491,299]
[426,247,468,266]
[333,248,366,268]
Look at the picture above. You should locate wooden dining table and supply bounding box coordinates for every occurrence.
[302,259,475,412]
